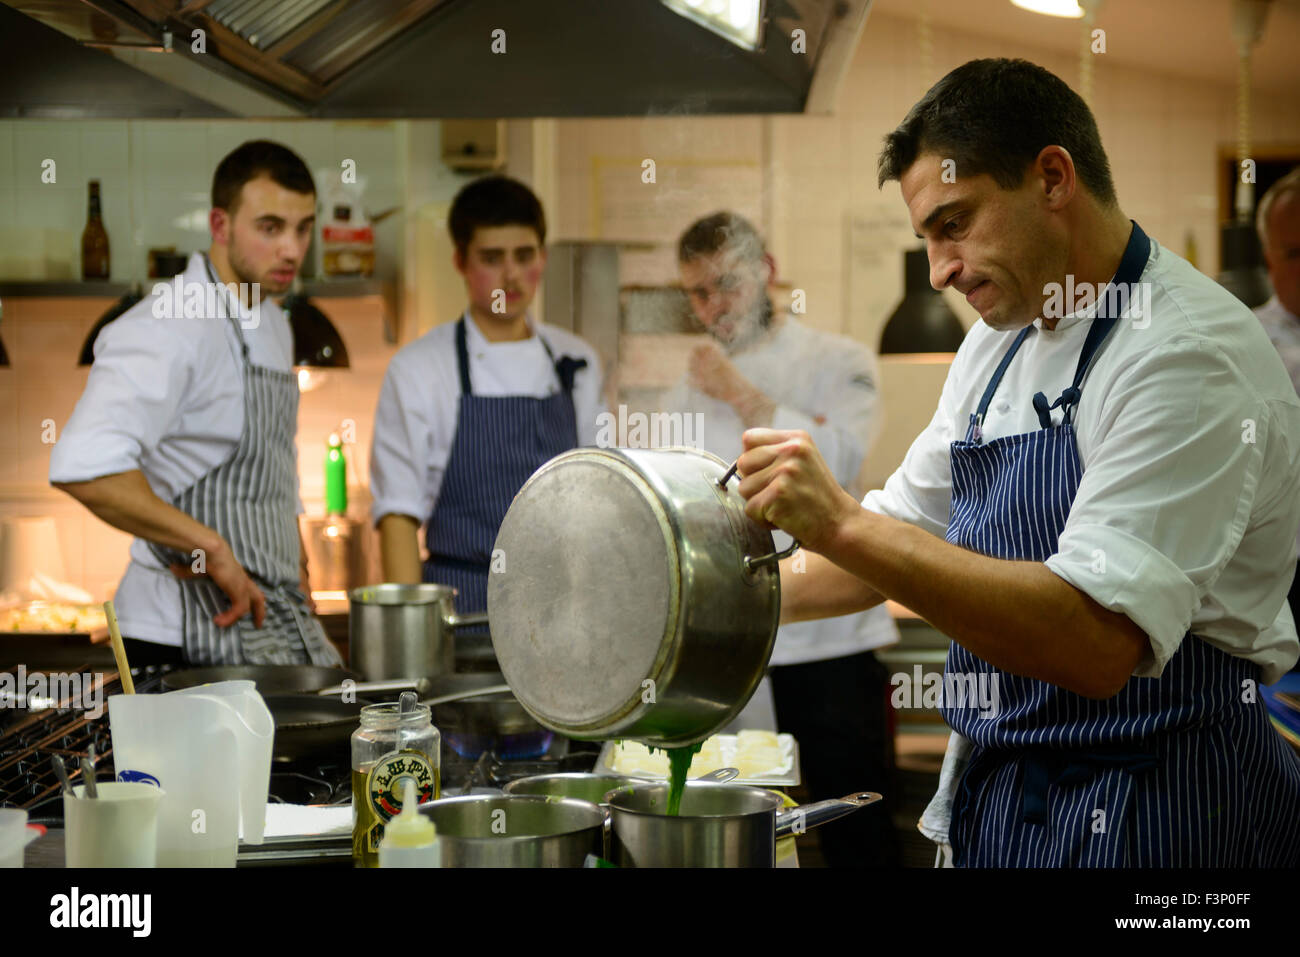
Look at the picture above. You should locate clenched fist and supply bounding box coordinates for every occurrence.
[734,428,860,554]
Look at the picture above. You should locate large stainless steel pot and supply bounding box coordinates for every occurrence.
[348,583,489,682]
[604,781,882,868]
[417,794,605,867]
[488,447,795,747]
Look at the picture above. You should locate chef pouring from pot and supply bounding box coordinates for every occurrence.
[736,58,1300,867]
[50,141,340,668]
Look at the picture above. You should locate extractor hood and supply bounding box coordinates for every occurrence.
[0,0,872,118]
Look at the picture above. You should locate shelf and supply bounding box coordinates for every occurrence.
[0,281,133,298]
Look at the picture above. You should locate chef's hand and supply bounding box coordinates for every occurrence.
[169,541,267,628]
[735,428,860,554]
[299,561,317,614]
[688,342,776,427]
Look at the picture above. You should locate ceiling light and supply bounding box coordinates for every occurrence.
[661,0,765,51]
[1010,0,1084,18]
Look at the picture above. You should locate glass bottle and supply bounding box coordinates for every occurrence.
[81,180,110,280]
[351,700,440,868]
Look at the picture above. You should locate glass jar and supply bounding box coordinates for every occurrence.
[351,701,440,868]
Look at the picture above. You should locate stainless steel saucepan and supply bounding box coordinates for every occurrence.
[488,447,796,747]
[348,583,490,682]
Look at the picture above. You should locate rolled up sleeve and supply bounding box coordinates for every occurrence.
[369,357,437,526]
[49,315,195,484]
[1045,340,1269,678]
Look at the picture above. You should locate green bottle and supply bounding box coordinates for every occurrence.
[325,432,347,516]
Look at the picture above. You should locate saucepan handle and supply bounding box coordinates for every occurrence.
[774,791,883,839]
[447,611,490,630]
[716,458,801,572]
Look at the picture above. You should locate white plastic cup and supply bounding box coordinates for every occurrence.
[63,782,164,868]
[0,809,39,868]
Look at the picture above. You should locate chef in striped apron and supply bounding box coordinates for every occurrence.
[51,141,340,667]
[734,58,1300,866]
[370,176,603,614]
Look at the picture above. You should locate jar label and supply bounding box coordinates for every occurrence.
[362,749,436,854]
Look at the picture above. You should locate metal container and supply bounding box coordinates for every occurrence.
[348,583,489,682]
[604,781,882,868]
[488,447,794,747]
[504,772,649,805]
[418,794,605,867]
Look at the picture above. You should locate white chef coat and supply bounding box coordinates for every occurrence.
[369,311,604,525]
[1254,294,1300,560]
[864,237,1300,685]
[658,313,900,667]
[49,252,302,647]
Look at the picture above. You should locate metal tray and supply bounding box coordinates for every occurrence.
[594,734,801,788]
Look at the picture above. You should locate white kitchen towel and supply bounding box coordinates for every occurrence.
[917,730,973,867]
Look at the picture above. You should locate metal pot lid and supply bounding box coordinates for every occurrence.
[488,449,680,731]
[349,582,456,605]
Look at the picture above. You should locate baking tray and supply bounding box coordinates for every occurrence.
[594,734,801,788]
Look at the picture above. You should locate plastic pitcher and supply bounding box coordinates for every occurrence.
[0,809,39,868]
[108,681,273,867]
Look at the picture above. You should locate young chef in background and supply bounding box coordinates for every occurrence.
[370,176,603,616]
[50,140,340,668]
[1254,167,1300,632]
[657,211,902,868]
[736,58,1300,866]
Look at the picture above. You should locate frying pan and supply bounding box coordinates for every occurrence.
[161,665,359,694]
[263,694,370,764]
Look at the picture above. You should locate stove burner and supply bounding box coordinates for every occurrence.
[444,729,555,760]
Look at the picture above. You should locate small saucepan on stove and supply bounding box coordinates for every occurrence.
[417,793,604,867]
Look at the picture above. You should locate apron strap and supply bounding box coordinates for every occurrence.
[1020,745,1159,826]
[454,315,587,397]
[1032,221,1152,428]
[970,324,1036,443]
[202,253,252,362]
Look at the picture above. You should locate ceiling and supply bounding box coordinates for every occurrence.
[871,0,1300,93]
[0,0,874,118]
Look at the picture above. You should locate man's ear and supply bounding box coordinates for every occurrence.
[452,247,467,275]
[761,252,777,286]
[209,207,231,246]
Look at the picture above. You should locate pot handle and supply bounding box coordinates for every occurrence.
[774,791,882,839]
[447,611,490,630]
[716,459,801,572]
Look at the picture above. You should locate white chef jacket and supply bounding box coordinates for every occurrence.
[369,311,604,526]
[1254,294,1300,560]
[864,237,1300,685]
[658,313,900,666]
[49,252,302,647]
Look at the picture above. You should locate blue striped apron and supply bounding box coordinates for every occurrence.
[422,317,584,618]
[944,222,1300,866]
[146,257,342,666]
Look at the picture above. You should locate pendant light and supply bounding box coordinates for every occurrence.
[0,296,9,368]
[1218,0,1273,308]
[284,291,349,393]
[879,12,965,355]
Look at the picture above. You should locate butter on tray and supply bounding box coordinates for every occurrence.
[606,731,795,781]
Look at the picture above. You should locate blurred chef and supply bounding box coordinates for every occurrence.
[737,59,1300,867]
[657,211,901,867]
[1254,167,1300,628]
[370,176,603,616]
[50,141,340,667]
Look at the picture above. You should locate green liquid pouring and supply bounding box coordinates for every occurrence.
[663,743,703,816]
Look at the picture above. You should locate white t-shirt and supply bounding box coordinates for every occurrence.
[659,314,900,665]
[863,238,1300,685]
[369,311,605,525]
[48,252,301,646]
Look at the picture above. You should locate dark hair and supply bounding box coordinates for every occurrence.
[448,176,546,257]
[211,140,315,213]
[877,58,1117,207]
[677,211,766,264]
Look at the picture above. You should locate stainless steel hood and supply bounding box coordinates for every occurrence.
[0,0,872,118]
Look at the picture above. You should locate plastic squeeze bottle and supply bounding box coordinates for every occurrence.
[378,779,440,868]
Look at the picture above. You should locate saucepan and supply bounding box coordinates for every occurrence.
[417,794,605,867]
[604,781,883,868]
[489,447,796,748]
[348,583,491,682]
